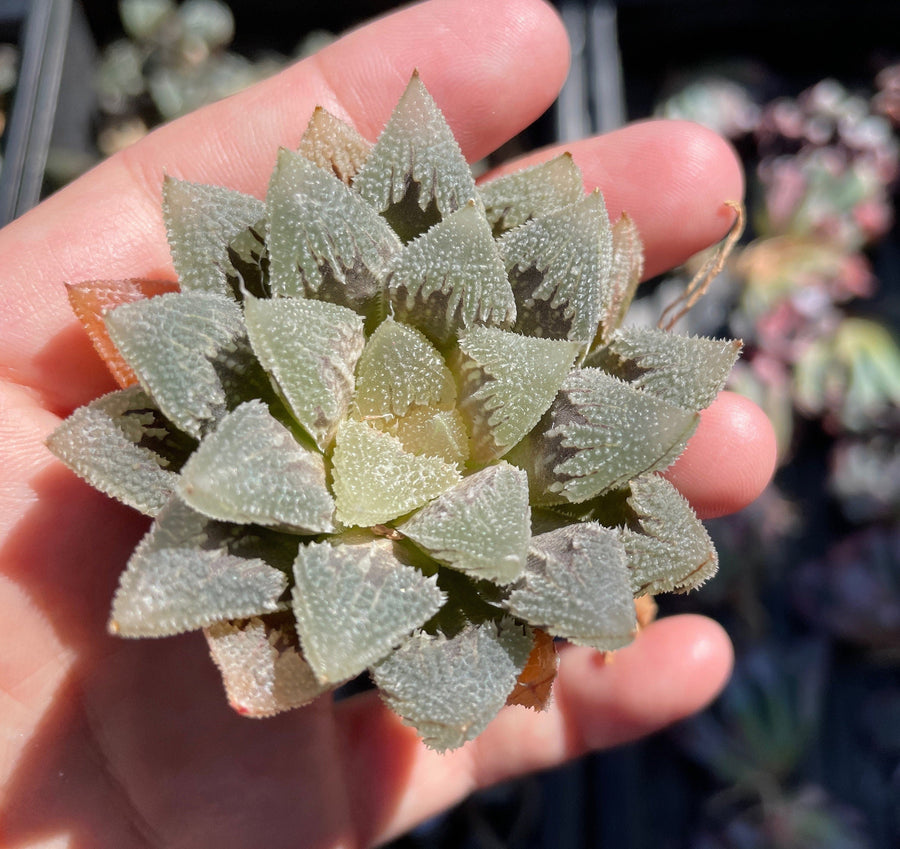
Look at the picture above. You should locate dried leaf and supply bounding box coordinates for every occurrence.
[596,213,644,344]
[292,537,445,684]
[505,628,558,710]
[298,107,372,183]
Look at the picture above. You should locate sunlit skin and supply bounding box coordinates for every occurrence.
[0,1,776,846]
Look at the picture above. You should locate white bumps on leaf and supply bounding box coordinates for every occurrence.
[619,474,718,595]
[109,499,287,638]
[104,291,253,439]
[298,107,372,184]
[372,620,533,752]
[454,326,581,463]
[163,177,265,297]
[505,523,636,651]
[178,400,335,533]
[291,538,445,684]
[205,616,330,717]
[399,463,531,584]
[244,295,365,450]
[331,420,461,527]
[46,386,178,516]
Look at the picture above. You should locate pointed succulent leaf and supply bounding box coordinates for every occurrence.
[505,523,636,650]
[178,400,334,533]
[352,319,455,420]
[163,177,266,297]
[104,291,257,439]
[205,615,330,717]
[388,202,516,346]
[298,106,372,183]
[594,327,742,410]
[499,191,613,345]
[372,619,533,751]
[46,386,181,516]
[596,213,644,344]
[393,406,469,466]
[244,295,365,449]
[479,153,584,235]
[505,628,557,711]
[533,368,699,503]
[398,463,530,584]
[109,499,287,637]
[331,420,461,527]
[353,72,478,241]
[67,279,181,387]
[454,326,581,463]
[267,148,401,313]
[619,475,718,595]
[291,537,445,684]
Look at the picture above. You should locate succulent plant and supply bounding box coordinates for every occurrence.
[48,74,740,751]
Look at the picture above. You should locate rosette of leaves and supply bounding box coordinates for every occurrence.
[48,74,740,751]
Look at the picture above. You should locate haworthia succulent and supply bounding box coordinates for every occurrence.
[163,177,265,298]
[595,213,645,345]
[178,400,335,533]
[372,619,533,751]
[109,499,288,638]
[244,295,365,450]
[297,107,372,184]
[505,523,636,650]
[291,537,446,684]
[399,463,531,584]
[205,616,330,717]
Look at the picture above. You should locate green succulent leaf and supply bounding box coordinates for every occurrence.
[352,318,456,420]
[331,419,461,527]
[292,537,446,684]
[298,106,372,184]
[244,295,365,449]
[353,72,478,241]
[371,619,533,751]
[532,368,699,503]
[163,176,266,297]
[499,190,613,346]
[454,326,581,463]
[178,400,335,533]
[392,407,469,466]
[266,148,401,314]
[104,291,260,439]
[205,615,330,717]
[109,498,288,638]
[46,386,183,516]
[505,523,636,651]
[388,201,516,347]
[479,153,584,235]
[619,474,718,595]
[596,213,645,344]
[398,462,531,585]
[590,327,741,410]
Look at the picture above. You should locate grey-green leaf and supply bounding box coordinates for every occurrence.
[163,177,265,297]
[205,616,330,717]
[533,368,699,503]
[371,619,533,751]
[499,190,613,346]
[388,201,516,347]
[109,499,287,638]
[298,106,372,184]
[178,400,335,533]
[399,463,531,585]
[479,153,584,235]
[267,148,401,314]
[592,327,742,411]
[353,73,478,241]
[454,326,581,463]
[505,523,636,651]
[292,538,446,684]
[46,386,180,516]
[619,474,718,595]
[104,291,257,439]
[244,295,365,449]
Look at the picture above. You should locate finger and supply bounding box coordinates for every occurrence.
[0,0,570,411]
[664,390,777,518]
[335,614,732,846]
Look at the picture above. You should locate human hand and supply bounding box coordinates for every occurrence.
[0,1,776,845]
